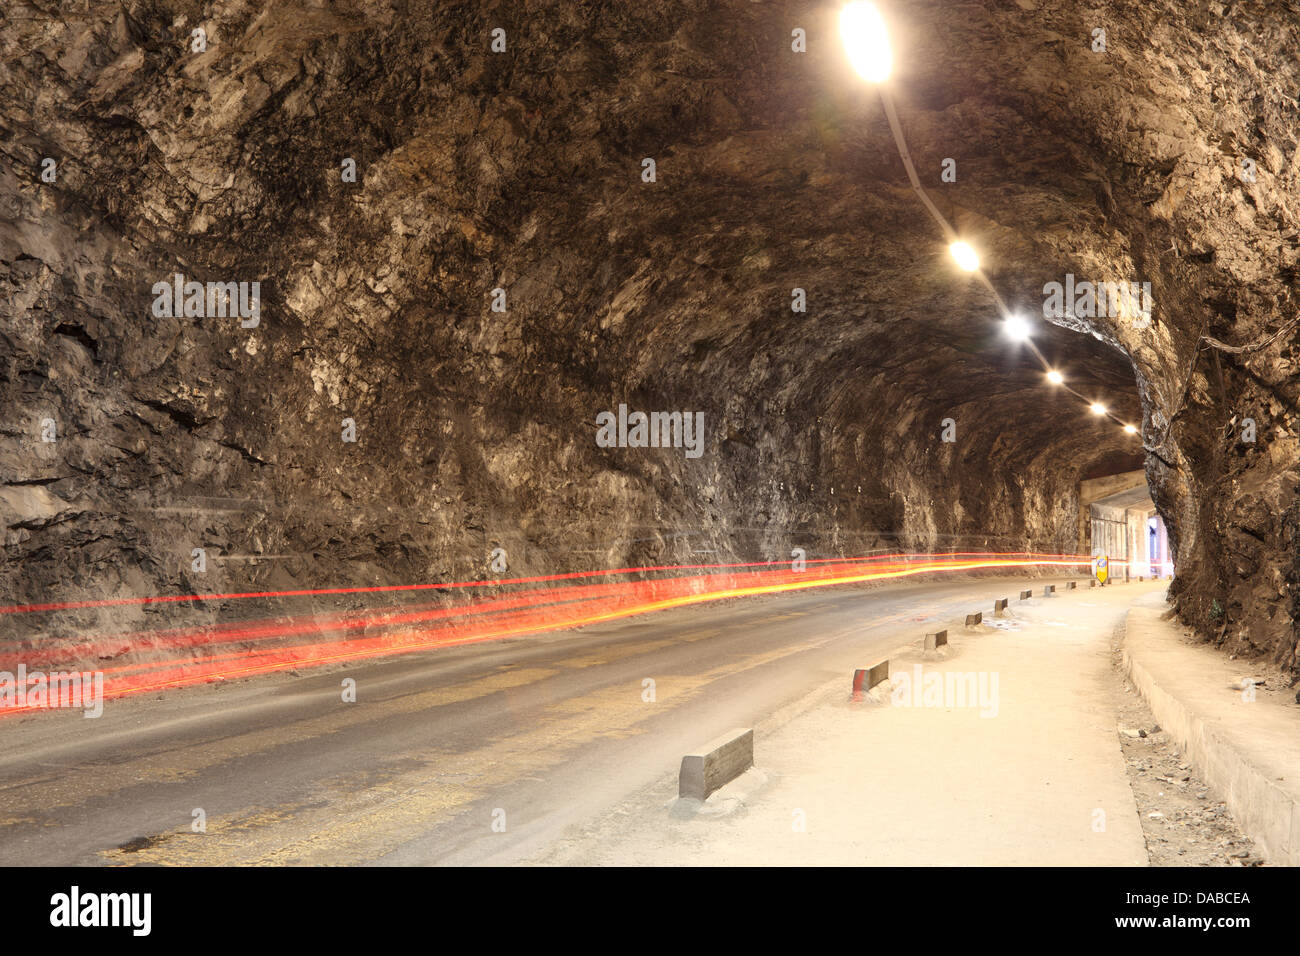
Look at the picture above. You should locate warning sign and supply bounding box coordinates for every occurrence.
[1093,554,1109,585]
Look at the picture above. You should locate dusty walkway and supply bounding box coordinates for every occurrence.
[531,581,1187,865]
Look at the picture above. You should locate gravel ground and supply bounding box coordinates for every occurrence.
[1112,658,1265,866]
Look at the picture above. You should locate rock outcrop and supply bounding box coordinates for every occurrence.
[1,1,1295,669]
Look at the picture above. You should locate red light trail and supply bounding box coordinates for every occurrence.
[1,552,1092,717]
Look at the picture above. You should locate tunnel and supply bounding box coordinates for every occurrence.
[0,0,1298,876]
[4,0,1294,667]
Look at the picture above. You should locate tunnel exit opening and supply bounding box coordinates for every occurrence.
[1086,484,1171,581]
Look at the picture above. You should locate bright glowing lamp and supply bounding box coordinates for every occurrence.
[949,240,979,272]
[1123,424,1138,434]
[1004,314,1032,341]
[1046,369,1064,384]
[840,2,892,82]
[1089,402,1107,415]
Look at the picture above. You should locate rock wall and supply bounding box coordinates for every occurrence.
[1,0,1294,670]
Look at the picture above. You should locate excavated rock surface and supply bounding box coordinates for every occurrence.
[0,0,1295,669]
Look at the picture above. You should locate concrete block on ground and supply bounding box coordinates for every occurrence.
[924,629,948,651]
[1066,581,1077,589]
[852,660,889,696]
[994,598,1008,615]
[965,611,982,627]
[1019,589,1032,600]
[1043,585,1056,596]
[1089,579,1098,588]
[679,728,754,801]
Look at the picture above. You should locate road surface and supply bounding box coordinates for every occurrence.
[0,573,1081,865]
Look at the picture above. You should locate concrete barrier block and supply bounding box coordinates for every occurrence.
[993,598,1008,615]
[852,660,889,695]
[1089,579,1098,588]
[964,611,982,627]
[1019,589,1032,600]
[1067,581,1077,589]
[679,728,754,800]
[1043,585,1056,596]
[924,630,948,651]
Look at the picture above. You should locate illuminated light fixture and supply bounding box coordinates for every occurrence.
[949,240,980,272]
[1004,314,1032,341]
[840,2,892,82]
[1089,402,1107,415]
[1046,369,1064,385]
[1123,424,1138,434]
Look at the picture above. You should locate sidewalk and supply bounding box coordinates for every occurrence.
[532,581,1167,865]
[1123,603,1300,865]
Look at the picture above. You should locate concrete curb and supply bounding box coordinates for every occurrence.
[1120,611,1300,865]
[679,728,755,801]
[853,660,890,696]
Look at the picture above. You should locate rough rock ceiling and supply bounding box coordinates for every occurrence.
[1,0,1296,669]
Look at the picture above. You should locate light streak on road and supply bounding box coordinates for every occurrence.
[1,552,1093,717]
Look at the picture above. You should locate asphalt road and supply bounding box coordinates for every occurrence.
[0,573,1082,865]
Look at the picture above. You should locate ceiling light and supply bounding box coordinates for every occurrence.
[1123,424,1138,434]
[840,2,892,82]
[948,240,979,272]
[1005,314,1032,341]
[1046,369,1064,384]
[1090,402,1107,416]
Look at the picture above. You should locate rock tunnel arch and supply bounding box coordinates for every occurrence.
[0,0,1295,672]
